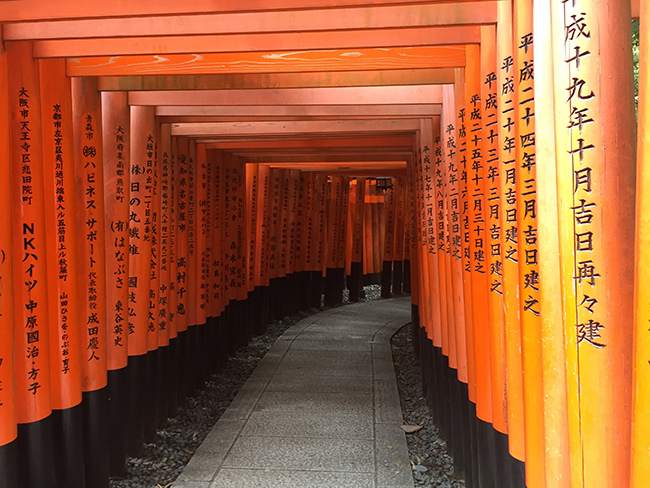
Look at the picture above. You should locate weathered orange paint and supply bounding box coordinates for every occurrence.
[0,35,16,446]
[101,91,131,368]
[158,123,172,346]
[71,76,108,392]
[98,69,455,92]
[39,58,84,410]
[126,105,155,357]
[632,1,650,484]
[465,44,492,422]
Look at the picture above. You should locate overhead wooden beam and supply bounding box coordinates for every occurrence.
[65,46,465,77]
[171,119,420,137]
[98,69,455,91]
[206,136,413,149]
[264,161,407,170]
[155,104,442,117]
[0,2,497,30]
[34,26,479,58]
[130,85,445,106]
[239,153,410,163]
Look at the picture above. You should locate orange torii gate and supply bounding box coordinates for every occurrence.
[0,1,647,487]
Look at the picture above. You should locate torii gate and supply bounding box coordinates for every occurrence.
[0,1,647,487]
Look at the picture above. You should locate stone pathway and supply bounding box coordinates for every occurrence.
[172,297,414,488]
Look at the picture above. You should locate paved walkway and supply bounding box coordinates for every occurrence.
[173,297,414,488]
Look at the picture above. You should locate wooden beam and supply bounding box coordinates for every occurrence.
[206,136,413,149]
[240,154,410,163]
[171,119,420,137]
[154,104,442,117]
[129,85,445,106]
[1,2,497,30]
[34,26,479,58]
[98,69,455,91]
[65,46,465,77]
[262,162,406,170]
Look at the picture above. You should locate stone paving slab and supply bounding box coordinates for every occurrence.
[173,297,414,488]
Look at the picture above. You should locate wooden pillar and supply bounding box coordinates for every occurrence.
[633,2,650,485]
[39,58,86,488]
[496,0,527,467]
[532,1,571,486]
[7,40,57,488]
[71,75,110,488]
[550,0,636,486]
[0,35,18,488]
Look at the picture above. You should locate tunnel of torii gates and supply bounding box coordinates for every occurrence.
[0,0,648,487]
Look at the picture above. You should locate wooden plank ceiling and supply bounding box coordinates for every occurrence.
[0,0,505,175]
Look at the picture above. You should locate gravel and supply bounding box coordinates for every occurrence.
[110,285,460,488]
[391,324,465,488]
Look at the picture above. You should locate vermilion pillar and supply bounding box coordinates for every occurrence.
[101,91,131,470]
[551,0,636,486]
[533,1,571,486]
[632,2,650,486]
[0,36,17,488]
[39,58,85,488]
[7,40,57,488]
[496,0,526,466]
[125,105,155,454]
[71,75,110,488]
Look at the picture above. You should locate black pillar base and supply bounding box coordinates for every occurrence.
[299,271,312,311]
[348,262,362,302]
[403,259,411,293]
[144,350,158,443]
[381,260,393,298]
[126,354,146,457]
[107,366,128,477]
[392,260,404,295]
[17,415,56,488]
[310,270,322,309]
[82,387,110,488]
[52,404,85,488]
[0,438,19,488]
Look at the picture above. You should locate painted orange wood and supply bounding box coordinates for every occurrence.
[495,0,525,463]
[186,140,199,326]
[209,150,225,317]
[513,2,545,482]
[126,105,155,356]
[7,40,54,424]
[66,46,465,77]
[432,119,451,358]
[101,91,131,368]
[480,24,507,435]
[532,0,570,483]
[157,104,441,119]
[158,123,172,345]
[0,1,497,27]
[550,0,636,486]
[287,170,301,275]
[131,86,442,106]
[196,143,209,325]
[465,43,492,423]
[456,68,476,399]
[71,76,108,392]
[442,84,467,381]
[312,174,328,276]
[174,137,190,334]
[0,37,16,446]
[167,137,179,339]
[36,27,477,58]
[39,58,83,411]
[148,123,161,352]
[632,0,650,484]
[99,69,455,93]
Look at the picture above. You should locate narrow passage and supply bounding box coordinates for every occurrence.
[173,297,413,488]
